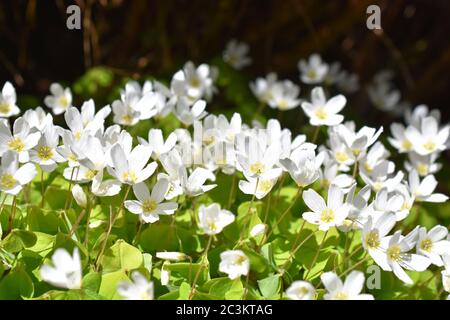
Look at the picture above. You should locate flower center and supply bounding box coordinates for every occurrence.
[364,161,373,173]
[123,114,135,125]
[387,245,402,262]
[401,140,412,150]
[333,292,348,300]
[335,151,349,163]
[314,108,328,120]
[278,99,289,110]
[58,96,69,108]
[8,138,25,153]
[190,77,201,88]
[250,162,265,175]
[0,173,16,190]
[122,170,138,183]
[0,101,11,114]
[423,140,436,152]
[420,238,433,253]
[84,170,98,180]
[74,131,82,141]
[320,208,335,223]
[142,199,157,212]
[296,287,310,299]
[416,163,429,176]
[37,145,53,161]
[365,231,380,249]
[373,181,383,192]
[307,69,317,79]
[258,179,273,193]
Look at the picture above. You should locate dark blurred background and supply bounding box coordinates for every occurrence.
[0,0,449,122]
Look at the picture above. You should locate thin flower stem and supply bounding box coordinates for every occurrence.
[68,209,86,238]
[241,271,251,300]
[227,174,237,210]
[64,167,76,213]
[304,230,328,280]
[133,221,143,246]
[311,126,320,144]
[266,187,302,240]
[0,193,8,217]
[94,185,131,270]
[6,195,17,235]
[273,173,286,207]
[352,162,358,179]
[343,227,356,269]
[40,170,45,208]
[236,178,259,245]
[279,220,310,275]
[189,235,213,299]
[338,253,369,278]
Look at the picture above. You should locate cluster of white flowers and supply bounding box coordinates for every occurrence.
[1,47,448,300]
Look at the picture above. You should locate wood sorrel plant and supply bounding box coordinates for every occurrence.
[0,48,449,300]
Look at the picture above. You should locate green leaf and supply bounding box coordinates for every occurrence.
[101,239,143,273]
[258,274,281,299]
[98,270,129,300]
[82,272,102,293]
[0,229,37,253]
[0,266,34,299]
[26,232,55,257]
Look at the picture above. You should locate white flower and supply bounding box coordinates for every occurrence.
[174,98,207,126]
[442,254,450,292]
[223,39,251,69]
[0,117,41,162]
[23,106,53,132]
[368,81,401,112]
[388,123,413,153]
[112,101,140,126]
[301,87,346,126]
[63,101,111,140]
[239,168,282,199]
[29,124,65,172]
[40,248,82,289]
[250,73,278,104]
[236,137,280,179]
[250,223,267,238]
[404,152,441,177]
[336,122,383,159]
[380,230,431,284]
[117,271,154,300]
[158,150,184,200]
[219,250,250,280]
[360,161,403,193]
[319,161,354,191]
[44,83,73,115]
[408,170,448,203]
[416,226,450,267]
[198,203,235,235]
[298,54,329,84]
[267,80,301,111]
[405,104,440,129]
[340,184,371,232]
[138,129,177,160]
[0,81,20,118]
[179,166,216,197]
[156,252,187,261]
[302,184,349,231]
[124,179,178,224]
[171,61,216,103]
[405,116,449,155]
[362,213,396,268]
[72,184,88,208]
[108,143,157,185]
[0,151,36,195]
[285,281,315,300]
[280,148,319,187]
[321,271,374,300]
[325,62,359,93]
